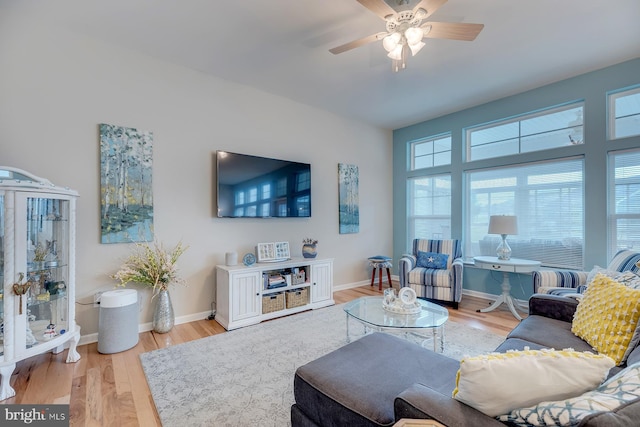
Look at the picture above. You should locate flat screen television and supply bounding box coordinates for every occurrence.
[216,151,311,218]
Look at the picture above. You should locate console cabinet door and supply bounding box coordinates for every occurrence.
[310,261,333,304]
[230,271,262,322]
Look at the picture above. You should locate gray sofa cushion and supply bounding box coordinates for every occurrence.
[294,332,460,427]
[579,397,640,426]
[506,315,594,352]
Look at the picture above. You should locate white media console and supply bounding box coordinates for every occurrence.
[215,257,334,330]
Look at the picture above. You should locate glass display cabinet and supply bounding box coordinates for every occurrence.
[0,167,81,400]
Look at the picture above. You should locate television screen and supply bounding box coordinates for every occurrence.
[216,151,311,218]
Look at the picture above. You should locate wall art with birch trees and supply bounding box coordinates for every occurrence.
[338,163,359,234]
[100,123,154,244]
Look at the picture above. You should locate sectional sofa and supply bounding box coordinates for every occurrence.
[291,293,640,427]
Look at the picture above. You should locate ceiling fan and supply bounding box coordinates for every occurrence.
[330,0,484,72]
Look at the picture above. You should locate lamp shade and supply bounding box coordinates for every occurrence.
[488,215,518,235]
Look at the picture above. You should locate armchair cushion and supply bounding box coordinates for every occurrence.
[416,251,449,269]
[409,268,453,288]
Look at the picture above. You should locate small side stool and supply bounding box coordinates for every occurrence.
[368,256,393,291]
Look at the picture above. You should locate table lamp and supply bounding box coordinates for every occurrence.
[488,215,518,260]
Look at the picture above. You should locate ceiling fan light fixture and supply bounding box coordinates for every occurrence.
[408,40,425,56]
[387,43,404,61]
[404,26,423,45]
[382,32,402,52]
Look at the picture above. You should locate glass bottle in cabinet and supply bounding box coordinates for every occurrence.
[0,167,81,401]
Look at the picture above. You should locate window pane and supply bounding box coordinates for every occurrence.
[467,102,584,161]
[261,183,271,200]
[609,149,640,256]
[297,171,310,191]
[610,88,640,139]
[407,175,451,242]
[466,159,584,268]
[410,135,452,170]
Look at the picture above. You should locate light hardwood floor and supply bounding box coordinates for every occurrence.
[4,283,521,426]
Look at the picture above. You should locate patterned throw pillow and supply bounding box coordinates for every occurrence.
[416,251,449,269]
[571,273,640,365]
[498,362,640,426]
[452,348,615,417]
[586,266,640,289]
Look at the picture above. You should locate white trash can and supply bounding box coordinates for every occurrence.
[98,289,139,354]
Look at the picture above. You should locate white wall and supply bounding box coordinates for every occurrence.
[0,11,393,337]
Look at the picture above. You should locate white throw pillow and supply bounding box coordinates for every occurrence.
[498,362,640,426]
[452,348,615,417]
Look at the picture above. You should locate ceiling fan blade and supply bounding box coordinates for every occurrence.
[413,0,448,19]
[422,22,484,41]
[357,0,397,20]
[329,32,387,54]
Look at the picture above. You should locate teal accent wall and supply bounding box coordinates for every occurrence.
[393,58,640,299]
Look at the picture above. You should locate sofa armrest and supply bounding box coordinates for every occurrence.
[394,384,505,427]
[528,294,579,323]
[399,254,416,287]
[532,269,588,293]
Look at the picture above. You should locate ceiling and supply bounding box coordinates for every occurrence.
[3,0,640,129]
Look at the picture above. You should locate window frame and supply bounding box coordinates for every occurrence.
[465,101,585,162]
[607,148,640,259]
[406,173,452,243]
[608,85,640,140]
[409,133,452,171]
[464,157,585,269]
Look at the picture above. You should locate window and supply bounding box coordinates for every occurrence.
[608,149,640,258]
[465,159,584,268]
[410,134,452,170]
[609,86,640,140]
[407,175,451,242]
[296,195,310,217]
[296,171,310,191]
[277,178,287,196]
[261,183,271,200]
[466,102,584,161]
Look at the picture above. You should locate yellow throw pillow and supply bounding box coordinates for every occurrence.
[452,348,614,417]
[572,273,640,365]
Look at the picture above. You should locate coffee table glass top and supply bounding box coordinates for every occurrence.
[343,296,449,329]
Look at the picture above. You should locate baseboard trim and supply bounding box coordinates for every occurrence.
[79,310,212,346]
[79,283,507,346]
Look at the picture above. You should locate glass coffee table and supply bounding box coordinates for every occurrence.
[343,296,449,352]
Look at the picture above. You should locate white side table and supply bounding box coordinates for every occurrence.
[473,256,541,320]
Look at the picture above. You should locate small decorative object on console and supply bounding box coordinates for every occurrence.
[256,242,290,262]
[243,252,256,266]
[302,238,318,259]
[382,287,421,314]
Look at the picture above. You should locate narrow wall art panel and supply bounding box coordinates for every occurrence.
[338,163,359,234]
[99,123,154,243]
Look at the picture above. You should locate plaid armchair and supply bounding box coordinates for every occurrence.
[532,249,640,295]
[398,239,463,309]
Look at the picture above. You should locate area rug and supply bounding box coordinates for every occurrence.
[140,303,504,427]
